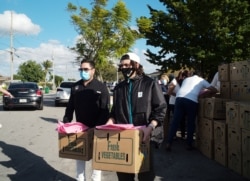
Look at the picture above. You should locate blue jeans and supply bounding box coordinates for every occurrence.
[167,97,198,146]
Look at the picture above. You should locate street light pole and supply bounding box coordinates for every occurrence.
[10,11,14,81]
[117,66,119,83]
[51,52,55,90]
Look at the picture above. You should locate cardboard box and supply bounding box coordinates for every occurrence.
[220,81,231,99]
[242,157,250,180]
[230,81,240,101]
[203,97,228,120]
[230,61,241,81]
[197,118,214,140]
[198,98,205,118]
[239,81,250,101]
[92,129,150,173]
[242,129,250,159]
[241,129,250,179]
[196,137,214,159]
[239,60,250,81]
[218,63,230,81]
[214,143,227,167]
[228,148,242,175]
[239,103,250,130]
[214,120,227,145]
[226,101,240,127]
[58,128,94,161]
[227,126,242,175]
[228,126,241,151]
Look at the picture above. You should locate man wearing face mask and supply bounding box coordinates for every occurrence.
[106,52,167,181]
[63,59,110,181]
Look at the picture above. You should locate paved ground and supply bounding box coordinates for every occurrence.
[0,92,249,181]
[83,135,250,181]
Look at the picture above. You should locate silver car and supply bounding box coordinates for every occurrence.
[55,81,75,106]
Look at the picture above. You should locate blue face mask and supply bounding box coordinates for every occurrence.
[161,79,167,85]
[80,71,90,81]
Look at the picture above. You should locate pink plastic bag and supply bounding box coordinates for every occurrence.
[56,121,89,133]
[95,124,145,130]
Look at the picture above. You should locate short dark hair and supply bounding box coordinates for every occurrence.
[80,59,95,68]
[120,54,130,61]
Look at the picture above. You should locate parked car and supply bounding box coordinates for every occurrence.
[55,81,75,106]
[106,82,117,92]
[2,82,43,110]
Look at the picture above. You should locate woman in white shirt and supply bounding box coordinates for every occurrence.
[167,70,189,139]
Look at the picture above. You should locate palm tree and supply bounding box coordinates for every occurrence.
[41,60,53,86]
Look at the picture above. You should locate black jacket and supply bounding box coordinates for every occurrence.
[64,79,110,128]
[110,75,167,126]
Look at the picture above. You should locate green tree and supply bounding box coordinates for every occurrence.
[13,74,22,80]
[137,0,250,77]
[101,60,118,82]
[17,60,44,82]
[67,0,139,79]
[55,75,64,87]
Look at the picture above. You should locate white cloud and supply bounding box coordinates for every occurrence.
[0,41,160,81]
[0,10,159,80]
[0,41,79,80]
[0,11,41,35]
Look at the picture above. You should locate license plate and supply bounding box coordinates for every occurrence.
[19,99,27,103]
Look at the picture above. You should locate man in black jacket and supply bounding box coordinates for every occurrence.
[106,52,167,181]
[63,59,110,181]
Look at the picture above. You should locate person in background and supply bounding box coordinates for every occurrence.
[151,74,169,148]
[106,52,167,181]
[167,70,189,139]
[210,72,220,92]
[165,73,175,131]
[63,59,110,181]
[166,71,217,151]
[159,74,169,99]
[0,86,14,98]
[199,71,220,98]
[0,85,14,128]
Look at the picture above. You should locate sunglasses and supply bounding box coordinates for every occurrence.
[78,68,93,72]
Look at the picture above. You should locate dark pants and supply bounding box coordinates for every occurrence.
[168,104,186,138]
[116,142,155,181]
[167,97,198,146]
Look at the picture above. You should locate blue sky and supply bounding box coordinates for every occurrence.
[0,0,165,80]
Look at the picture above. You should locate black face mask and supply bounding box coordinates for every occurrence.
[121,68,134,79]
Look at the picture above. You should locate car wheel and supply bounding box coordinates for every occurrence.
[38,101,43,110]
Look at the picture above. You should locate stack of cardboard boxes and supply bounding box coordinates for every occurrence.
[197,60,250,180]
[58,128,150,174]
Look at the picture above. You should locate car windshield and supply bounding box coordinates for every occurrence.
[60,82,74,88]
[9,83,37,89]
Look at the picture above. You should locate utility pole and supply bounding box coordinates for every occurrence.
[10,11,14,81]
